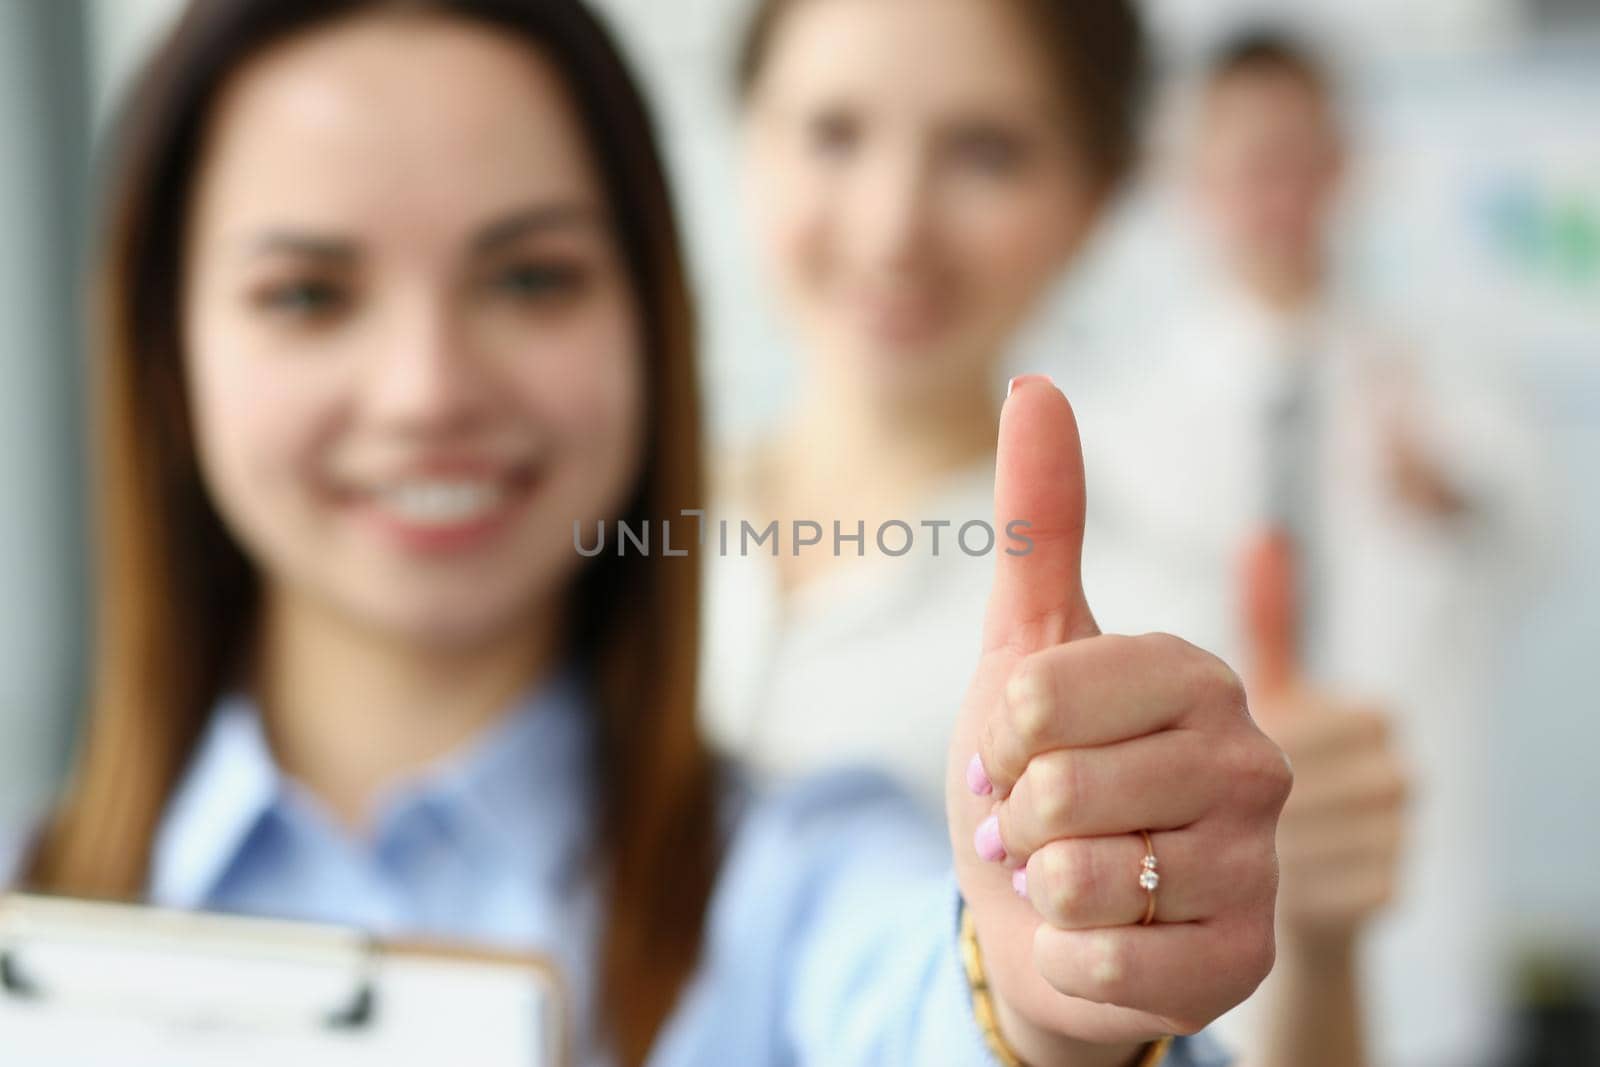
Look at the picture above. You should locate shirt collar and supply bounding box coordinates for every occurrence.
[147,668,594,910]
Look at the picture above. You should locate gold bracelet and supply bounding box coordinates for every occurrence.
[958,902,1175,1067]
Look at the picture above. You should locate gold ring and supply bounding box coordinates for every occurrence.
[1138,829,1159,926]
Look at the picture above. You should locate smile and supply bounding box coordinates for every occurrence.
[335,463,542,554]
[374,480,508,527]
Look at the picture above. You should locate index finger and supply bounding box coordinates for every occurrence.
[979,633,1242,796]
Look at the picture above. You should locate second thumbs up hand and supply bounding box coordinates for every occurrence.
[946,376,1294,1067]
[1239,530,1410,947]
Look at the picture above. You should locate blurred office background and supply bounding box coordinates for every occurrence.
[3,0,1596,1061]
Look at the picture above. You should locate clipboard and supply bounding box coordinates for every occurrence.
[0,893,568,1066]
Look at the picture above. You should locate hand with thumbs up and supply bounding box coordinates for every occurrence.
[1233,528,1409,1067]
[947,377,1293,1064]
[1239,529,1410,944]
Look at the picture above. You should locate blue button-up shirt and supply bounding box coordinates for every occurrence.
[20,674,1230,1067]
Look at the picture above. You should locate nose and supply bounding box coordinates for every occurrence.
[846,138,936,275]
[362,297,494,437]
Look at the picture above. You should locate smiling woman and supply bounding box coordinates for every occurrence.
[10,3,1287,1066]
[181,19,645,649]
[700,0,1145,813]
[26,3,707,1060]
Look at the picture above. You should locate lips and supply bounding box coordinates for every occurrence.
[331,460,542,554]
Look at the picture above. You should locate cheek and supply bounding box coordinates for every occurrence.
[185,327,338,513]
[511,304,646,512]
[573,333,645,488]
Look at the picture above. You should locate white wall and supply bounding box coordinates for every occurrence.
[588,0,792,442]
[88,0,186,125]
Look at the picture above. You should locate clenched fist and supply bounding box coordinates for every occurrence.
[947,376,1293,1065]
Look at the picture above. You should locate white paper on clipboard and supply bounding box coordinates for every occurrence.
[0,893,568,1066]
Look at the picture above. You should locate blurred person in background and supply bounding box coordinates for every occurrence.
[701,0,1149,813]
[1077,28,1550,1067]
[700,5,1422,1066]
[0,1,1295,1065]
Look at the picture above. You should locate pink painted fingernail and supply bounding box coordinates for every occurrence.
[1012,867,1029,900]
[1006,374,1055,401]
[966,753,993,797]
[974,815,1006,863]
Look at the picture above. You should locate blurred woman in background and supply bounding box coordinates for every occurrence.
[702,0,1149,813]
[703,5,1409,1067]
[2,1,1291,1065]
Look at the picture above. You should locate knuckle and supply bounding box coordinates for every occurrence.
[1181,641,1246,709]
[1025,752,1078,832]
[1274,747,1297,797]
[1227,736,1295,813]
[1239,917,1278,986]
[1213,661,1251,712]
[1007,657,1056,751]
[1264,746,1296,807]
[978,716,1009,783]
[1105,632,1146,660]
[1085,930,1132,1000]
[1039,845,1080,922]
[1143,630,1191,660]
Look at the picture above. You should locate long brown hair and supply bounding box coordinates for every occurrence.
[736,0,1149,189]
[25,2,718,1062]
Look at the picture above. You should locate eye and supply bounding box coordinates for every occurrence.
[253,279,348,319]
[488,261,587,303]
[806,109,861,160]
[948,127,1028,175]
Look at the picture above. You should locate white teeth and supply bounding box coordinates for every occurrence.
[376,481,504,526]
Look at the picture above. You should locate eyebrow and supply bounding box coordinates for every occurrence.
[246,232,357,263]
[471,202,602,255]
[938,98,1066,132]
[242,202,603,264]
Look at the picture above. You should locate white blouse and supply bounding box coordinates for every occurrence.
[699,457,999,817]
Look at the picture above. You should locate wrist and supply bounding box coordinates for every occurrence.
[1278,924,1361,972]
[992,991,1156,1067]
[960,903,1169,1067]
